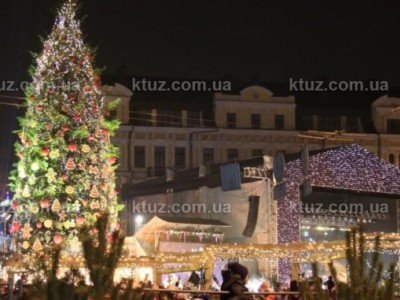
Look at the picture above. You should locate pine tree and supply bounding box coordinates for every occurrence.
[79,213,125,300]
[8,0,122,262]
[300,227,397,300]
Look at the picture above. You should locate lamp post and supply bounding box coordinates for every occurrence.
[135,215,143,234]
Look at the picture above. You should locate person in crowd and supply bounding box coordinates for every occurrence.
[288,280,300,300]
[220,262,251,300]
[188,271,201,287]
[323,276,335,299]
[258,280,275,300]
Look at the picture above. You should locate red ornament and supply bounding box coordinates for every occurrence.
[44,122,53,130]
[68,143,78,152]
[101,128,109,135]
[36,222,43,229]
[11,200,18,209]
[40,198,50,208]
[61,125,70,132]
[41,147,50,156]
[10,222,21,233]
[87,134,95,141]
[73,114,81,121]
[37,105,44,111]
[53,234,63,245]
[69,95,76,101]
[108,156,117,164]
[76,216,85,226]
[107,233,113,242]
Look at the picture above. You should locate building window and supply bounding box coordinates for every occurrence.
[300,115,313,130]
[174,147,186,169]
[251,114,261,129]
[187,111,200,127]
[251,149,264,157]
[346,116,358,132]
[227,148,239,161]
[387,119,400,134]
[275,114,284,129]
[132,109,152,126]
[389,153,395,164]
[134,146,145,168]
[203,148,214,165]
[154,146,166,175]
[227,113,236,128]
[157,110,182,127]
[318,116,340,131]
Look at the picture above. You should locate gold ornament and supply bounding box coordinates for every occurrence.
[32,239,43,252]
[65,186,75,194]
[44,219,53,228]
[65,158,76,171]
[90,200,100,210]
[18,165,27,178]
[59,212,67,221]
[101,165,109,179]
[29,205,39,214]
[81,144,91,153]
[46,168,57,183]
[84,181,91,190]
[22,185,31,197]
[95,126,102,138]
[78,160,86,170]
[22,223,32,239]
[90,154,98,164]
[90,186,100,198]
[22,241,30,250]
[89,165,99,174]
[51,199,61,212]
[49,149,60,159]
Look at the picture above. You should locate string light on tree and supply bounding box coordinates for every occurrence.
[9,0,123,262]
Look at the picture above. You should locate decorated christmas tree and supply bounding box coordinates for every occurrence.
[9,0,121,261]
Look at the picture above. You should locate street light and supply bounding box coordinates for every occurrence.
[134,215,143,234]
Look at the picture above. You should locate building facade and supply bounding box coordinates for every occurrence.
[105,82,400,186]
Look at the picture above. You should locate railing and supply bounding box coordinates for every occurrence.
[144,288,301,297]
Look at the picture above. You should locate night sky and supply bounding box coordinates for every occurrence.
[2,0,400,84]
[1,0,400,195]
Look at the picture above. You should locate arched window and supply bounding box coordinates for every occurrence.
[389,153,395,164]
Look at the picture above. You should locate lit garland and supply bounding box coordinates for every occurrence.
[277,145,400,280]
[9,0,122,261]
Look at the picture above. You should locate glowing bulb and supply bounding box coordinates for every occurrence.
[135,215,143,225]
[31,162,39,171]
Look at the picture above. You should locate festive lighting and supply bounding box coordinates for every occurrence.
[9,1,122,260]
[277,145,400,280]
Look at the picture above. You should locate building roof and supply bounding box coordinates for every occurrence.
[122,145,400,200]
[121,147,332,199]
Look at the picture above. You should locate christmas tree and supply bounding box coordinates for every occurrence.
[9,0,121,260]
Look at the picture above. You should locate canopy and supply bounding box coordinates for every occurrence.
[135,216,230,250]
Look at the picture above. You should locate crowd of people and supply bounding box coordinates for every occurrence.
[0,265,336,300]
[115,263,335,300]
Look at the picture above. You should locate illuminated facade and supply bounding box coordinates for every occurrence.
[105,82,400,187]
